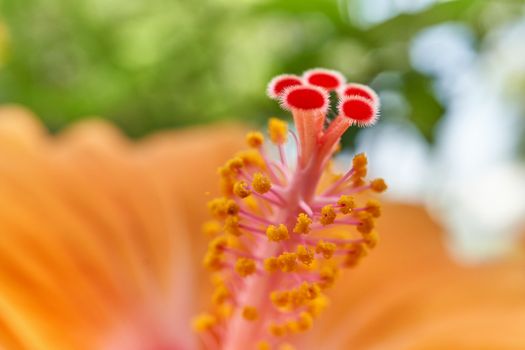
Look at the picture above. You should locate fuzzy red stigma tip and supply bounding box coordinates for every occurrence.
[267,74,303,99]
[341,83,379,108]
[281,85,328,112]
[340,96,378,127]
[303,68,345,91]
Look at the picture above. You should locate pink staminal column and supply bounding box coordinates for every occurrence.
[195,69,385,350]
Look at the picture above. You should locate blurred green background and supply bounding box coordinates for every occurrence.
[0,0,524,145]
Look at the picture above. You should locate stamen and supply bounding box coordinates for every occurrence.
[266,224,290,242]
[315,241,337,259]
[277,252,298,272]
[246,131,265,148]
[371,178,388,193]
[233,181,251,198]
[319,205,336,225]
[235,258,257,277]
[264,257,280,272]
[296,245,314,266]
[252,173,272,194]
[293,213,312,234]
[337,195,355,214]
[268,118,288,145]
[242,306,259,321]
[196,68,387,349]
[224,216,242,236]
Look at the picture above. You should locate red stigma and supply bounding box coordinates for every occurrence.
[303,69,345,90]
[281,86,328,111]
[341,83,379,107]
[340,97,377,127]
[267,74,303,99]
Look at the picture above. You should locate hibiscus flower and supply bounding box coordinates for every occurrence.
[0,69,523,350]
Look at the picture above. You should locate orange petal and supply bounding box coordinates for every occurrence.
[304,203,525,349]
[0,109,247,349]
[0,105,48,153]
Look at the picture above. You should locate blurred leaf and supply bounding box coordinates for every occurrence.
[402,71,443,143]
[367,0,487,44]
[253,0,345,25]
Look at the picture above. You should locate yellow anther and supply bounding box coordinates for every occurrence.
[352,166,368,180]
[350,153,368,185]
[218,158,242,181]
[337,195,355,214]
[218,165,231,178]
[203,251,223,271]
[202,220,222,237]
[235,257,256,277]
[315,240,337,259]
[278,252,298,272]
[352,177,366,187]
[266,224,289,242]
[269,323,287,337]
[226,157,244,173]
[217,303,233,320]
[252,172,272,194]
[270,291,290,308]
[233,180,251,198]
[307,295,328,317]
[320,205,336,225]
[246,131,264,148]
[235,149,266,168]
[293,213,312,234]
[212,284,230,305]
[296,312,314,331]
[319,266,338,289]
[288,289,306,308]
[268,117,288,144]
[209,236,228,253]
[242,306,259,321]
[298,282,320,301]
[264,257,280,272]
[257,341,271,350]
[363,230,379,249]
[296,245,314,266]
[371,178,387,193]
[208,197,239,219]
[224,215,242,236]
[357,212,375,234]
[225,199,239,216]
[365,199,382,218]
[342,243,367,268]
[352,153,368,170]
[192,313,217,332]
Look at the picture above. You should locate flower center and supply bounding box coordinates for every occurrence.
[194,69,386,350]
